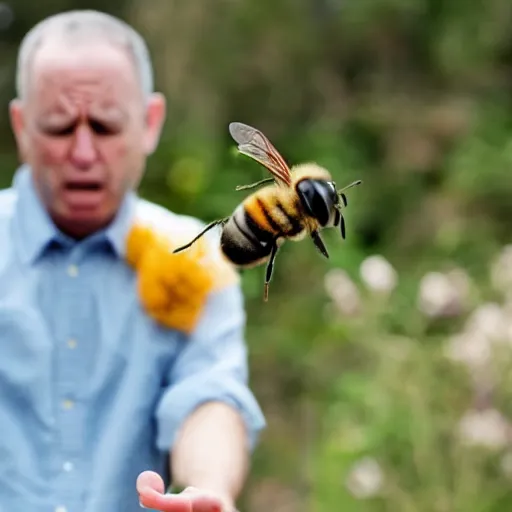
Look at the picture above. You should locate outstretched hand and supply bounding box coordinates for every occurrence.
[137,471,234,512]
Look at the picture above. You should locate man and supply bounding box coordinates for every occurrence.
[0,9,265,512]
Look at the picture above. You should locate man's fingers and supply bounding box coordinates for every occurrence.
[136,471,166,494]
[136,471,188,511]
[139,491,223,512]
[138,490,191,512]
[136,471,224,512]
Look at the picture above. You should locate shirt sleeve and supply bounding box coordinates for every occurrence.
[154,282,266,453]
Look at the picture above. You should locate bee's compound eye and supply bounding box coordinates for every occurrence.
[296,179,331,226]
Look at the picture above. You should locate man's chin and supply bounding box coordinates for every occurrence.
[52,209,114,239]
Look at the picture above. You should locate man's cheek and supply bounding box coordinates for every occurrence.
[36,138,69,165]
[102,137,128,160]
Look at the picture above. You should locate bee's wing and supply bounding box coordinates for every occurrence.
[229,122,292,187]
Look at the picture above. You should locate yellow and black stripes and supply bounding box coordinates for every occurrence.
[243,191,305,239]
[274,199,304,236]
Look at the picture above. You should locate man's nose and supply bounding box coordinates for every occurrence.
[70,126,97,169]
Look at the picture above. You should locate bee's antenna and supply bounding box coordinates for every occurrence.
[337,180,362,207]
[337,180,362,194]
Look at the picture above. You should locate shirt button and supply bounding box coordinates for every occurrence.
[67,339,77,349]
[62,399,74,410]
[63,461,74,472]
[67,264,79,277]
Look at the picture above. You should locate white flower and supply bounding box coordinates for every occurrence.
[345,457,384,499]
[444,331,492,370]
[418,270,469,317]
[359,255,398,294]
[457,408,510,450]
[324,268,361,316]
[444,303,512,373]
[465,303,510,344]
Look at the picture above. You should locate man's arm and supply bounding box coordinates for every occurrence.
[137,273,265,511]
[170,401,250,509]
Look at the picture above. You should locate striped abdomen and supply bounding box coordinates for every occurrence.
[219,188,305,267]
[243,188,305,239]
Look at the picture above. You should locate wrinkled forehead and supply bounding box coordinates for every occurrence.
[26,40,142,112]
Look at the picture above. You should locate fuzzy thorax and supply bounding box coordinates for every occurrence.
[291,162,333,184]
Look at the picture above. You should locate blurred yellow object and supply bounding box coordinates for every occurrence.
[125,220,239,334]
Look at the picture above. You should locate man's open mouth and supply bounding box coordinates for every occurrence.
[65,181,103,191]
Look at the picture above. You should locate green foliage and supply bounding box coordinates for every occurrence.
[2,1,512,511]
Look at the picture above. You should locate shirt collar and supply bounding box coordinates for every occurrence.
[12,165,137,264]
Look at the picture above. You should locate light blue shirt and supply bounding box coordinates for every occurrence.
[0,166,265,512]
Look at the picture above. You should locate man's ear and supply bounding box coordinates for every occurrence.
[9,99,28,161]
[143,92,166,155]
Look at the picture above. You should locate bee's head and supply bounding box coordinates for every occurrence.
[296,177,363,232]
[296,178,340,227]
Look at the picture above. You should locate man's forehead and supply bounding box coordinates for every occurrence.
[29,40,138,93]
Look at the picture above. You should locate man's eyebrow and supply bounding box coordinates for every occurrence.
[37,113,75,127]
[37,107,127,122]
[90,106,128,121]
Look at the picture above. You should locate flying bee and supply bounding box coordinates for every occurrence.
[173,121,362,301]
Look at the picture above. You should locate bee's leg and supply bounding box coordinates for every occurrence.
[172,218,229,253]
[339,214,346,239]
[263,241,279,302]
[235,177,275,191]
[311,230,329,258]
[333,206,346,239]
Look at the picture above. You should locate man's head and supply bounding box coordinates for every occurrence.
[10,10,166,238]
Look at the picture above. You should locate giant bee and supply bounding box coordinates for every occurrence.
[173,122,362,301]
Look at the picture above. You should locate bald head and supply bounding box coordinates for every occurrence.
[9,10,166,240]
[16,10,154,100]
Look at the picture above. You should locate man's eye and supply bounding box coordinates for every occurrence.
[90,120,118,135]
[46,125,75,136]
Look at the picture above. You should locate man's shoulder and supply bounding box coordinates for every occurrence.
[0,186,18,221]
[133,197,213,243]
[128,197,241,334]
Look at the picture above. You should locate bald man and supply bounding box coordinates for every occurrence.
[0,9,265,512]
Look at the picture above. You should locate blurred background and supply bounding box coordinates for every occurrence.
[1,1,512,510]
